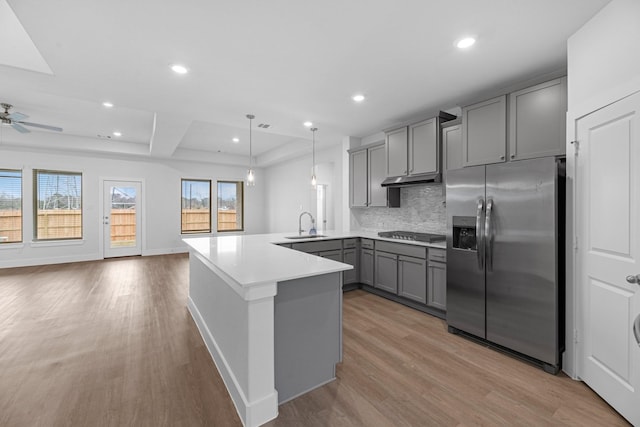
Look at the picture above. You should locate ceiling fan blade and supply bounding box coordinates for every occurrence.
[17,121,63,132]
[11,122,30,133]
[7,112,28,121]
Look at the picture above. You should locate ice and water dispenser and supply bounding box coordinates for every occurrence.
[452,216,477,251]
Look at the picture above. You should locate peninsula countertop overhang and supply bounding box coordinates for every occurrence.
[182,233,353,290]
[183,231,445,289]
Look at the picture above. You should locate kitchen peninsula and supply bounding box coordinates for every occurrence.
[184,234,352,427]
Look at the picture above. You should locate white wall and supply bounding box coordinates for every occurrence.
[263,144,344,233]
[564,0,640,378]
[0,147,266,268]
[568,0,640,117]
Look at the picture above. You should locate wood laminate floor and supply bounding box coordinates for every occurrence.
[0,254,629,427]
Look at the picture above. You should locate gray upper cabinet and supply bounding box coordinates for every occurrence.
[443,120,463,172]
[350,149,368,207]
[368,144,387,207]
[349,143,399,208]
[385,127,408,177]
[508,77,567,161]
[409,118,437,175]
[462,95,507,167]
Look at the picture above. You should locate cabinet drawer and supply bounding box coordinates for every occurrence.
[343,238,359,249]
[375,240,426,259]
[428,248,446,263]
[292,239,342,253]
[361,239,374,250]
[319,249,343,262]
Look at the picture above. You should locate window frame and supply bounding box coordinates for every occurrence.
[0,168,23,244]
[181,178,212,234]
[33,169,83,241]
[217,180,244,233]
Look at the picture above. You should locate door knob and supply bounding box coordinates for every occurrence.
[626,274,640,284]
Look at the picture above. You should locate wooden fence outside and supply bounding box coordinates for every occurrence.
[181,209,239,231]
[0,210,22,242]
[0,208,239,243]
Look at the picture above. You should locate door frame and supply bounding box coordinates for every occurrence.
[572,89,640,424]
[566,82,640,380]
[99,177,146,259]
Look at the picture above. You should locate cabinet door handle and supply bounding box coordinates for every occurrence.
[510,154,515,159]
[500,155,505,160]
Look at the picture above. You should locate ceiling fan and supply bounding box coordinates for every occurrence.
[0,103,63,133]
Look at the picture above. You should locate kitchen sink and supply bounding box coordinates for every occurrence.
[284,235,327,239]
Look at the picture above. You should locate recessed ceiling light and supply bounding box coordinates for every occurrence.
[102,101,114,108]
[303,121,313,127]
[113,131,122,137]
[232,137,239,143]
[456,37,476,49]
[352,94,365,103]
[171,64,189,74]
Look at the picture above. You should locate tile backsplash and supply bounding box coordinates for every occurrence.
[350,184,447,234]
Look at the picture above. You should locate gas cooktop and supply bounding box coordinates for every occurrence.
[377,231,446,243]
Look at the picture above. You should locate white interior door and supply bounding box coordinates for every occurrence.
[103,180,142,258]
[577,91,640,425]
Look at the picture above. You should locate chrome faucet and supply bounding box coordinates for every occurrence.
[298,211,315,235]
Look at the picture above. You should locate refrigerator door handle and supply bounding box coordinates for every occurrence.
[485,198,494,272]
[476,198,485,270]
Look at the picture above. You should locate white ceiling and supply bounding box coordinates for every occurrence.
[0,0,610,166]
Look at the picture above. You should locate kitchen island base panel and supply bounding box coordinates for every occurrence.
[187,250,344,427]
[275,272,342,404]
[188,255,278,427]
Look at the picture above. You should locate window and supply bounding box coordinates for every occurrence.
[181,179,211,233]
[217,181,243,232]
[0,169,22,243]
[34,170,83,240]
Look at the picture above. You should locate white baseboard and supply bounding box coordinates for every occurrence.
[0,252,100,269]
[142,247,189,256]
[187,297,278,427]
[0,247,188,269]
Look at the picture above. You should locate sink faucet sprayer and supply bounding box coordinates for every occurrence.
[298,211,316,236]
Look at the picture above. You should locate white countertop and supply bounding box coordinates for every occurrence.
[269,230,446,250]
[183,231,445,289]
[183,233,352,288]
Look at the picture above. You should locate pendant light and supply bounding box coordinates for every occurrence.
[246,114,255,187]
[310,127,318,188]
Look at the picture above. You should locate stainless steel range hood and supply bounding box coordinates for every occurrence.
[381,172,442,187]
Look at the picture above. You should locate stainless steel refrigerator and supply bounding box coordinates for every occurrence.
[446,156,564,373]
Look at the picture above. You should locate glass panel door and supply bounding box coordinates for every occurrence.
[103,180,142,258]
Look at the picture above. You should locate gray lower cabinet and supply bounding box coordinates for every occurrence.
[292,239,342,255]
[343,248,358,284]
[427,249,447,310]
[374,251,398,293]
[319,249,342,262]
[360,248,374,286]
[398,255,427,304]
[342,238,359,285]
